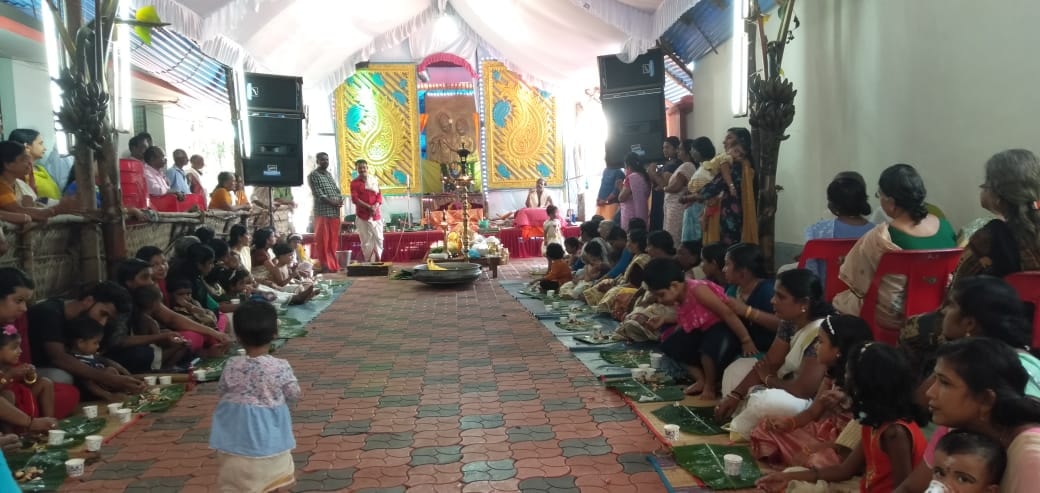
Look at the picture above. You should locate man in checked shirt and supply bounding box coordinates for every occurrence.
[307,152,343,272]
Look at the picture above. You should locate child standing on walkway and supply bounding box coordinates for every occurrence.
[210,301,299,492]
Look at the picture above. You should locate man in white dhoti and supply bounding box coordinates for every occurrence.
[349,159,384,262]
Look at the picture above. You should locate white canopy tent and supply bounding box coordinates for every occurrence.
[137,0,700,95]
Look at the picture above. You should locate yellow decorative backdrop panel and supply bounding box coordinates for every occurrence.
[334,64,419,195]
[482,61,562,189]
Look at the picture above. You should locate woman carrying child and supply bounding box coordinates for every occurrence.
[210,301,300,492]
[895,338,1040,492]
[643,257,757,401]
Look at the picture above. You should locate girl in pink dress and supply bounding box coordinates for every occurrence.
[642,257,756,400]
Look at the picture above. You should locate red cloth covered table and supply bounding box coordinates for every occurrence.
[495,226,580,258]
[512,208,549,227]
[324,226,581,262]
[337,230,445,262]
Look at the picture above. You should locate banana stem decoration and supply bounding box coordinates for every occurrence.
[746,0,799,274]
[42,0,165,278]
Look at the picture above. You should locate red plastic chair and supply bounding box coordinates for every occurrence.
[860,249,962,345]
[150,193,207,212]
[797,238,859,302]
[1004,271,1040,349]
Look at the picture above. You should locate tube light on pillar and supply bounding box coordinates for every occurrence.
[111,0,133,132]
[234,68,251,158]
[730,0,750,116]
[41,1,68,153]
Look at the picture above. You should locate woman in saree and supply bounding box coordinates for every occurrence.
[618,153,650,231]
[715,243,782,356]
[832,164,956,339]
[648,137,682,232]
[679,137,717,242]
[891,276,1040,493]
[583,229,650,310]
[750,314,874,469]
[614,230,678,341]
[652,138,697,244]
[715,269,834,438]
[901,149,1040,371]
[696,128,758,246]
[895,338,1040,492]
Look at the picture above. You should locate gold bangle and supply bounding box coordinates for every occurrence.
[744,306,753,319]
[23,374,37,385]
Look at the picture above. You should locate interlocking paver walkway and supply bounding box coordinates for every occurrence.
[60,259,667,492]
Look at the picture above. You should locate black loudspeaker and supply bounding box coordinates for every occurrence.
[243,114,304,186]
[601,90,666,168]
[245,73,303,113]
[597,49,665,93]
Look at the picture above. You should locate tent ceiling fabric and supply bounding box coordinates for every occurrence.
[141,0,701,95]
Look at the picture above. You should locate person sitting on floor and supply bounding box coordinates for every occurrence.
[67,318,135,403]
[583,228,650,310]
[564,237,583,272]
[614,231,679,341]
[169,279,219,329]
[559,241,609,300]
[0,324,54,427]
[643,257,757,400]
[253,243,317,304]
[286,234,315,279]
[130,285,191,367]
[27,281,146,394]
[750,315,874,469]
[532,243,572,293]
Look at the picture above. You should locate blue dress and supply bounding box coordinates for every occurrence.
[210,355,299,458]
[803,218,875,283]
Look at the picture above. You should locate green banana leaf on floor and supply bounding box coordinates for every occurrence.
[604,377,685,402]
[556,319,596,331]
[673,443,762,490]
[7,448,68,492]
[196,354,231,381]
[58,416,106,438]
[278,324,308,339]
[651,404,726,435]
[278,317,302,327]
[573,334,618,345]
[599,350,652,368]
[127,384,186,413]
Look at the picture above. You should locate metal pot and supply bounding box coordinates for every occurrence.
[412,262,482,285]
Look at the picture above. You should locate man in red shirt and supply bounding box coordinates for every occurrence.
[350,159,384,262]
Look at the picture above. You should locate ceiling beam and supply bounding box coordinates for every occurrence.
[657,37,695,84]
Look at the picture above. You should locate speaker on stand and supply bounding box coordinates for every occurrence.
[597,49,667,167]
[242,73,305,228]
